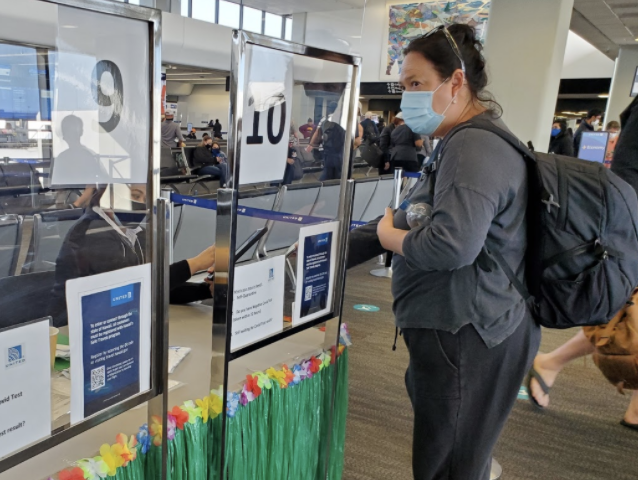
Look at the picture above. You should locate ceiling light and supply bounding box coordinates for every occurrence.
[598,94,609,98]
[61,25,78,29]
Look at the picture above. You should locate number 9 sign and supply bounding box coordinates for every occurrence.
[92,60,123,133]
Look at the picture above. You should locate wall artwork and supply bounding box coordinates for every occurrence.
[382,1,491,81]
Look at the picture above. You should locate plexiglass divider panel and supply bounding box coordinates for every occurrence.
[0,1,168,478]
[210,29,361,479]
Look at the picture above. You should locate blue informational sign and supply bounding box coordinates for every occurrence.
[578,131,609,163]
[300,232,333,319]
[81,282,141,418]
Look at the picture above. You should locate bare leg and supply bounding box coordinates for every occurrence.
[624,391,638,425]
[529,329,595,407]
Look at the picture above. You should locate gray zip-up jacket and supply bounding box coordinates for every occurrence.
[348,113,529,347]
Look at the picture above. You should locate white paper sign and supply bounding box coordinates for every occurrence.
[50,6,150,187]
[66,264,151,424]
[239,45,293,185]
[0,319,51,458]
[231,256,285,351]
[293,221,339,326]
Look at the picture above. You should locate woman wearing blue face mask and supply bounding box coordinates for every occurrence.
[347,23,539,480]
[548,119,574,157]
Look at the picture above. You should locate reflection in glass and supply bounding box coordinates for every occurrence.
[264,13,282,38]
[242,6,262,34]
[192,0,215,24]
[218,0,240,29]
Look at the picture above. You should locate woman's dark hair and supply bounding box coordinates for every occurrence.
[403,24,501,116]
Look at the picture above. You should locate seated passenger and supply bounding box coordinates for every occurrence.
[185,128,197,140]
[193,138,228,187]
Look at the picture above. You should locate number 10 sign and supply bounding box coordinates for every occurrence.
[239,45,293,186]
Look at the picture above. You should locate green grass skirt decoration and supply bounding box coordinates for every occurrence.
[220,349,349,480]
[59,350,348,480]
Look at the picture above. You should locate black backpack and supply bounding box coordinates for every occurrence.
[441,118,638,329]
[322,120,346,154]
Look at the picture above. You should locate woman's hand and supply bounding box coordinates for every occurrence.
[287,157,295,165]
[377,208,407,255]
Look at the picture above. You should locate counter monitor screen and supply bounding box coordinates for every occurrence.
[187,122,193,133]
[578,131,609,163]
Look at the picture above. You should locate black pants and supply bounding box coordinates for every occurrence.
[402,315,539,480]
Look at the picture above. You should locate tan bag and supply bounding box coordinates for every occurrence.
[583,288,638,393]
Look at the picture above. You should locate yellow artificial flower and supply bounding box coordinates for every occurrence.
[99,443,125,476]
[209,393,223,418]
[196,397,210,423]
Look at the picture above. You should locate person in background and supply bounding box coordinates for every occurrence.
[529,97,638,431]
[299,118,315,139]
[213,119,223,139]
[573,109,602,156]
[282,137,301,185]
[161,113,184,148]
[379,114,397,175]
[606,120,620,134]
[361,112,380,144]
[387,112,423,172]
[193,137,228,187]
[548,119,574,156]
[347,23,539,479]
[306,101,362,181]
[378,117,387,131]
[185,127,197,140]
[604,120,621,167]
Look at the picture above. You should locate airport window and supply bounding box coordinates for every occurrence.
[242,6,262,34]
[192,0,216,24]
[284,16,293,41]
[218,0,240,29]
[264,12,282,39]
[181,0,289,40]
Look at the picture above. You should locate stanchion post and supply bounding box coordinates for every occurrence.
[161,189,173,265]
[370,168,403,278]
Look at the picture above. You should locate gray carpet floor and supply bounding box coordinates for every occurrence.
[341,260,638,480]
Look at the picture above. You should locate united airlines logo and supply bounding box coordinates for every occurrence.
[282,215,303,222]
[111,283,135,307]
[6,344,25,368]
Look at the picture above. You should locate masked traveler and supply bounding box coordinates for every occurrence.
[548,119,574,157]
[347,23,539,480]
[193,138,228,187]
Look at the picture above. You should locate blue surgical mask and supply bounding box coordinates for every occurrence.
[212,148,220,155]
[551,128,561,137]
[400,79,457,136]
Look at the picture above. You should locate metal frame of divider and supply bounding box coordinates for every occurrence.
[0,0,168,477]
[210,30,361,479]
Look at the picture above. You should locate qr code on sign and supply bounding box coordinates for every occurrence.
[304,285,312,301]
[91,366,106,391]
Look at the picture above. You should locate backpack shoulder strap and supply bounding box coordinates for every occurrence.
[437,117,540,303]
[438,117,537,165]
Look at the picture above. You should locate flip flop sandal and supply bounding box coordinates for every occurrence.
[620,420,638,432]
[526,366,551,410]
